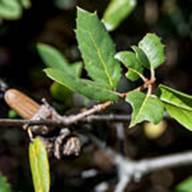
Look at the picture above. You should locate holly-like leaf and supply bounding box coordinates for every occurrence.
[0,175,11,192]
[0,0,22,20]
[159,84,192,130]
[29,137,50,192]
[76,8,121,90]
[44,68,119,101]
[138,33,165,69]
[176,176,192,192]
[115,51,144,81]
[102,0,137,31]
[126,91,164,127]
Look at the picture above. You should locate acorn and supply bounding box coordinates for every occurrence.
[4,88,81,159]
[4,89,40,120]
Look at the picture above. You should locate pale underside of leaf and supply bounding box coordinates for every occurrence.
[29,138,50,192]
[159,84,192,111]
[102,0,137,31]
[44,68,119,102]
[76,8,121,90]
[126,91,164,127]
[164,103,192,131]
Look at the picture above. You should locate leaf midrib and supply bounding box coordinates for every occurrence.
[134,94,149,123]
[80,27,114,88]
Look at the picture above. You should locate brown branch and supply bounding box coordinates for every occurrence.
[62,101,113,125]
[0,114,131,127]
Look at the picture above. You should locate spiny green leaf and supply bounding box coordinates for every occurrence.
[115,51,144,81]
[126,91,164,127]
[138,33,165,69]
[102,0,137,31]
[76,7,121,90]
[0,0,22,20]
[158,84,192,130]
[29,137,50,192]
[176,176,192,192]
[159,84,192,111]
[45,68,119,102]
[0,174,11,192]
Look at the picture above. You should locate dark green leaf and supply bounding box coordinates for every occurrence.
[0,175,11,192]
[38,43,83,76]
[102,0,137,31]
[76,7,121,90]
[45,68,119,101]
[115,51,144,81]
[159,84,192,130]
[37,43,69,70]
[138,33,165,69]
[176,176,192,192]
[126,91,164,127]
[29,137,50,192]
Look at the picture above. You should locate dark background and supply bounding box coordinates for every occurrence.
[0,0,192,191]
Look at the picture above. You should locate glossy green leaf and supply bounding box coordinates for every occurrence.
[176,176,192,192]
[138,33,165,69]
[102,0,137,31]
[76,8,121,90]
[0,0,22,20]
[131,46,150,69]
[45,68,119,101]
[29,137,50,192]
[159,84,192,111]
[159,84,192,130]
[38,43,83,76]
[115,51,144,81]
[126,91,164,127]
[0,175,11,192]
[70,61,83,77]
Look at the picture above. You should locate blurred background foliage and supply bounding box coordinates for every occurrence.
[0,0,192,191]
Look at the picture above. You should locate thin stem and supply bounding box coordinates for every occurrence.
[63,101,112,125]
[150,67,156,82]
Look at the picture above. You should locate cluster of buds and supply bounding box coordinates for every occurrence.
[4,89,81,159]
